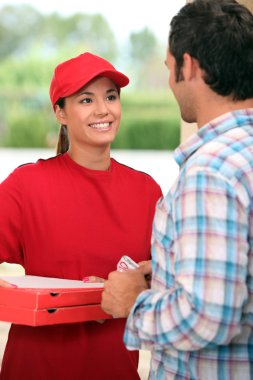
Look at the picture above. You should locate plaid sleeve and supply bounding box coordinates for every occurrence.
[124,169,249,351]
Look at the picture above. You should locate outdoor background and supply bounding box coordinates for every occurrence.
[0,0,185,151]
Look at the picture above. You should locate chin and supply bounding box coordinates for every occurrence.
[94,139,114,147]
[181,114,197,124]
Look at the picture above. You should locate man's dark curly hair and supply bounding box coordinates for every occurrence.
[169,0,253,100]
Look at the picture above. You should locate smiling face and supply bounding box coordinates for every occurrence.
[55,76,121,154]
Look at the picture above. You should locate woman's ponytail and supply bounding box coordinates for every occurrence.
[55,97,69,155]
[56,124,69,155]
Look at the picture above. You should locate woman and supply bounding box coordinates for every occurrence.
[0,52,162,380]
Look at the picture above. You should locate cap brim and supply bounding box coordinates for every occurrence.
[60,69,129,99]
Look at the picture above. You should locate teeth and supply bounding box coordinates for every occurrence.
[89,122,110,129]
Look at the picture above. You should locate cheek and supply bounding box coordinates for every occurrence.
[118,109,122,122]
[168,69,175,88]
[113,103,121,122]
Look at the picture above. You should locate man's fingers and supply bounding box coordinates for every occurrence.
[138,260,152,275]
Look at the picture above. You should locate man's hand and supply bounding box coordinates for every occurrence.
[101,269,148,318]
[138,260,152,287]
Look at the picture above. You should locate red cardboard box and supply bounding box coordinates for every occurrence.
[0,276,111,326]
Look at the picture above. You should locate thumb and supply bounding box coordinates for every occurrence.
[138,260,152,275]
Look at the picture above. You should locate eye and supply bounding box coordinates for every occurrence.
[107,94,117,101]
[80,97,92,104]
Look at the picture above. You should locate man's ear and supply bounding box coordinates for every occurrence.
[55,105,67,124]
[182,52,200,81]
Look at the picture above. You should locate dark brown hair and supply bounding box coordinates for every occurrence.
[55,98,69,155]
[169,0,253,100]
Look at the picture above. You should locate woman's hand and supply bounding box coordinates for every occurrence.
[83,276,105,283]
[0,278,17,288]
[82,276,106,323]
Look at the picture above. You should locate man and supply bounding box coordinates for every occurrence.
[101,0,253,378]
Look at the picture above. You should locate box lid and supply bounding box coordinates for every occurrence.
[0,275,104,308]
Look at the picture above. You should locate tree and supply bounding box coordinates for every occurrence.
[39,12,118,61]
[0,5,42,59]
[129,27,158,64]
[128,27,166,89]
[0,5,118,61]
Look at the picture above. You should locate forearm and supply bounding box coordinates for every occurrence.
[125,280,246,351]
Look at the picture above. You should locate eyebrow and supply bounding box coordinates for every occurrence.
[76,88,117,97]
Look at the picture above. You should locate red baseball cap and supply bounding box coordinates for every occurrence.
[49,52,129,109]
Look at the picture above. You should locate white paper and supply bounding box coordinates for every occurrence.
[0,275,104,289]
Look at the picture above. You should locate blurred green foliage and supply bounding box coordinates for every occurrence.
[0,4,180,150]
[113,92,180,150]
[0,90,180,150]
[0,5,117,61]
[4,111,48,148]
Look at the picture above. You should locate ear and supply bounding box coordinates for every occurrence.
[55,105,67,124]
[182,53,200,81]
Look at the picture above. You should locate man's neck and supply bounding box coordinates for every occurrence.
[196,95,253,129]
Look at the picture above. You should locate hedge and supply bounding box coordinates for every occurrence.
[1,90,181,150]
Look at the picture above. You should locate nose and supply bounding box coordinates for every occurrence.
[94,99,109,116]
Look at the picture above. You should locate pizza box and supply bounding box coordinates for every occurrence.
[0,303,110,326]
[0,275,111,326]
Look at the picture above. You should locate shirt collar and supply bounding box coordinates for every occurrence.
[174,109,253,167]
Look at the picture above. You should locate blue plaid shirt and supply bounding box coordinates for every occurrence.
[124,109,253,379]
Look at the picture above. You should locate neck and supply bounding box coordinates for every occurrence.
[68,145,111,171]
[196,93,253,129]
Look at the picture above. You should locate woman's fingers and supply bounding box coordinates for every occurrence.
[83,276,105,283]
[0,279,17,288]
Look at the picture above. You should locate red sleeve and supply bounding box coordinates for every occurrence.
[0,170,24,264]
